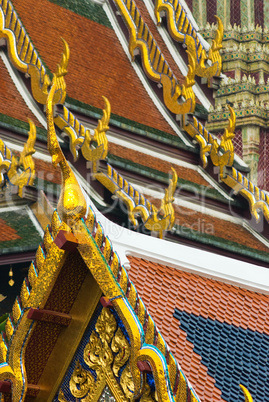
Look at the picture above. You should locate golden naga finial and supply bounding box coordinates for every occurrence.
[53,38,70,105]
[155,0,223,80]
[82,96,110,172]
[208,16,224,74]
[240,385,253,402]
[46,75,86,225]
[29,38,70,105]
[0,119,36,197]
[144,168,178,238]
[54,97,110,170]
[210,105,235,177]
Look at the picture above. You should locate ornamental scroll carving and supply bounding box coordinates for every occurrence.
[58,307,156,402]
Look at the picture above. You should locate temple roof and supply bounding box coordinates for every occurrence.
[128,256,269,402]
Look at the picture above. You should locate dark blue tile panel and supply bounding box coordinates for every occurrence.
[173,309,269,402]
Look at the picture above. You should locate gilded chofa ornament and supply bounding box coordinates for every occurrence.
[155,0,223,80]
[95,164,178,239]
[0,118,36,196]
[183,105,235,173]
[210,105,235,176]
[184,106,269,224]
[113,0,195,114]
[54,96,110,170]
[46,75,86,224]
[0,0,68,105]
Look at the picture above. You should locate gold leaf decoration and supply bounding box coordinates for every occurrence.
[54,97,110,170]
[120,365,135,399]
[111,327,130,377]
[240,385,254,402]
[0,119,36,197]
[155,0,223,80]
[210,105,235,177]
[46,75,86,225]
[95,164,177,238]
[69,361,94,398]
[113,0,195,114]
[0,1,69,105]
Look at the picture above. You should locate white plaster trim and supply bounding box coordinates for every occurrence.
[197,166,234,201]
[0,205,24,213]
[143,0,211,111]
[78,184,269,294]
[0,50,47,128]
[27,205,45,237]
[91,0,105,4]
[103,2,194,147]
[243,220,269,249]
[106,132,197,170]
[3,140,51,163]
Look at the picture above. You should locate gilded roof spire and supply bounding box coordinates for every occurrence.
[46,75,86,225]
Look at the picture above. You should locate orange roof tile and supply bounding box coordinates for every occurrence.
[141,196,269,253]
[0,57,41,127]
[11,0,178,136]
[108,142,208,186]
[128,256,269,401]
[0,218,21,241]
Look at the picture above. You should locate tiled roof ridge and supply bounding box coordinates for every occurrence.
[154,0,223,79]
[111,0,196,114]
[0,0,48,99]
[0,0,68,106]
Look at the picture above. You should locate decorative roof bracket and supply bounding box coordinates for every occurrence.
[113,0,195,114]
[0,118,36,197]
[0,1,69,105]
[95,164,177,239]
[155,0,223,83]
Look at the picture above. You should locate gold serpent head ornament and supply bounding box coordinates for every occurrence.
[46,73,86,225]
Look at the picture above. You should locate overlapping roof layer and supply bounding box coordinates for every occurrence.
[128,256,269,402]
[10,0,180,136]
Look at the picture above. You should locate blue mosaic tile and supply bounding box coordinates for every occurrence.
[174,309,269,402]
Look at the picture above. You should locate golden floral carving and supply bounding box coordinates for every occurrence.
[69,361,94,398]
[120,365,134,399]
[111,328,130,377]
[67,308,131,401]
